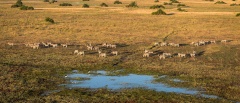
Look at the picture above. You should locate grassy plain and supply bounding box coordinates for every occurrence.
[1,0,240,102]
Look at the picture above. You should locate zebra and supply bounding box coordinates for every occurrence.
[159,54,166,59]
[178,53,186,58]
[87,45,93,50]
[111,51,118,56]
[154,42,160,46]
[99,53,107,57]
[77,51,85,56]
[74,50,79,54]
[7,42,14,46]
[61,44,68,48]
[143,53,150,57]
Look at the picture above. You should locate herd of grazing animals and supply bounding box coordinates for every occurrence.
[74,43,118,57]
[143,40,231,60]
[6,39,230,59]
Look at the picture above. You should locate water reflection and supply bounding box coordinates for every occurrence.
[63,70,218,99]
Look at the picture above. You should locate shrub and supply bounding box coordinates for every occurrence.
[11,4,19,8]
[52,0,57,2]
[152,9,167,15]
[150,5,165,9]
[59,3,72,6]
[230,3,240,6]
[11,0,23,8]
[82,4,89,8]
[170,0,180,3]
[177,8,187,12]
[126,1,138,7]
[163,2,173,5]
[43,0,49,2]
[204,0,214,1]
[83,0,89,1]
[49,0,57,3]
[177,3,186,7]
[20,5,28,10]
[100,3,108,7]
[114,0,122,4]
[214,1,226,4]
[27,6,34,10]
[45,17,54,23]
[154,0,159,2]
[236,13,240,17]
[16,0,23,7]
[20,5,34,10]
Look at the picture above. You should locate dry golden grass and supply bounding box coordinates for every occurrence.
[1,0,240,102]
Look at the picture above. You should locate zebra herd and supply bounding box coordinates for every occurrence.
[6,42,119,57]
[144,39,230,60]
[23,42,64,49]
[6,39,230,59]
[72,43,118,57]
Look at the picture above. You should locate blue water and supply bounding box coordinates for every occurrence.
[63,70,218,99]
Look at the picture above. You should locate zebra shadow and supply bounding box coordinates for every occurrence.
[116,43,129,48]
[179,43,189,47]
[197,51,205,56]
[152,50,164,56]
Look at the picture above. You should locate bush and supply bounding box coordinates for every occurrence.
[150,5,165,9]
[170,0,180,3]
[177,3,186,7]
[82,4,89,8]
[59,3,72,6]
[20,5,34,10]
[163,2,173,5]
[214,1,226,4]
[11,4,19,8]
[43,0,49,2]
[16,0,23,7]
[52,0,57,2]
[100,3,108,7]
[204,0,214,1]
[11,0,23,8]
[126,1,138,7]
[83,0,89,1]
[177,8,187,12]
[154,0,159,2]
[236,13,240,17]
[27,6,34,10]
[230,3,240,6]
[45,17,54,23]
[114,0,122,4]
[152,9,167,15]
[20,5,28,10]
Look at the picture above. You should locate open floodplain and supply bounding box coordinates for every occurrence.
[1,0,240,102]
